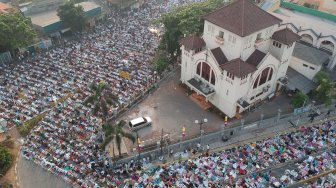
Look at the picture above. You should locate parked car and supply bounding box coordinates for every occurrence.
[129,117,152,131]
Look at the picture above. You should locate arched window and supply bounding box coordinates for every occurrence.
[211,70,216,85]
[202,63,210,81]
[319,40,335,54]
[259,67,270,86]
[268,68,273,81]
[300,34,314,45]
[196,62,216,86]
[253,75,260,89]
[197,63,201,75]
[252,67,274,89]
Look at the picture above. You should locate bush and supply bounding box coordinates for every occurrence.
[290,91,309,108]
[151,50,169,74]
[0,146,13,175]
[0,181,13,188]
[0,138,14,149]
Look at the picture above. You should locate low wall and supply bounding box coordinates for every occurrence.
[281,1,336,22]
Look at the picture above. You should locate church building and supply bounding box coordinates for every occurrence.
[180,0,301,118]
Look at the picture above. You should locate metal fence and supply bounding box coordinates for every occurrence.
[114,103,333,166]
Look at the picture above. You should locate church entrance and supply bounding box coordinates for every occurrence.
[189,92,212,110]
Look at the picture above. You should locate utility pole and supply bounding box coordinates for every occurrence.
[136,132,141,165]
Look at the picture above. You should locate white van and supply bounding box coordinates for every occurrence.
[129,117,152,131]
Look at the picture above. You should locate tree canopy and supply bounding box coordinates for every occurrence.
[102,120,135,157]
[151,50,169,74]
[0,12,36,53]
[0,146,12,175]
[84,82,118,122]
[157,0,224,58]
[57,1,87,32]
[290,91,309,108]
[314,71,335,106]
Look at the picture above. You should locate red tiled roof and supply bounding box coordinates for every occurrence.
[272,28,301,45]
[203,0,282,37]
[211,47,228,65]
[246,49,266,67]
[179,34,205,50]
[220,58,257,78]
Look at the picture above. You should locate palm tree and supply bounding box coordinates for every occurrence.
[103,120,135,157]
[84,82,118,123]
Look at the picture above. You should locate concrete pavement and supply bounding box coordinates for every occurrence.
[119,66,294,155]
[17,155,72,188]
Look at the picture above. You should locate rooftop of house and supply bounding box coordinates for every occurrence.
[246,50,267,67]
[293,42,331,66]
[272,28,302,46]
[29,1,100,27]
[211,47,228,65]
[203,0,282,37]
[220,58,257,78]
[179,34,205,50]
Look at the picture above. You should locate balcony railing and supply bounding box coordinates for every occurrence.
[215,36,224,45]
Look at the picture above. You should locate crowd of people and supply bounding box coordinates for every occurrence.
[0,0,206,187]
[117,121,335,187]
[305,173,336,188]
[0,0,176,128]
[1,0,335,187]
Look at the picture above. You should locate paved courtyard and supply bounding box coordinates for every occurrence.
[119,66,293,150]
[119,67,224,143]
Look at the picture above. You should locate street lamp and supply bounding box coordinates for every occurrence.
[136,132,141,165]
[195,118,208,145]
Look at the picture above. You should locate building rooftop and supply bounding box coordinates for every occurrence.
[246,49,266,67]
[293,42,331,66]
[271,8,336,40]
[203,0,282,37]
[30,10,60,27]
[220,58,257,78]
[210,47,228,65]
[77,1,100,11]
[286,67,316,94]
[180,34,205,50]
[29,1,100,27]
[272,28,301,45]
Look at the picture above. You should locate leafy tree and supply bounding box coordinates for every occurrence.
[152,50,169,74]
[0,146,12,175]
[290,91,308,108]
[314,71,335,106]
[161,16,182,58]
[157,0,224,59]
[102,120,135,157]
[0,12,36,54]
[57,1,86,32]
[0,181,13,188]
[84,82,118,123]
